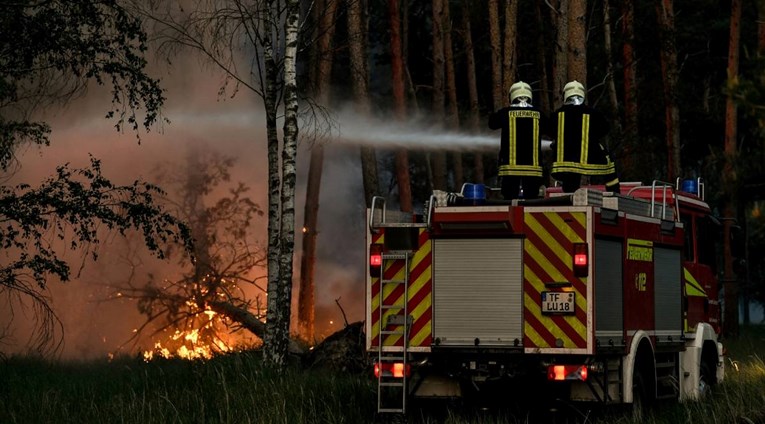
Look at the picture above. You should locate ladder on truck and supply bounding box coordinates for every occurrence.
[377,252,411,414]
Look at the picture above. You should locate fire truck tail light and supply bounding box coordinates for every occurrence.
[369,243,383,276]
[573,243,588,277]
[374,362,411,378]
[548,365,588,381]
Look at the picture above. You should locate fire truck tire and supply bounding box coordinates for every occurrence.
[631,371,648,420]
[699,360,716,397]
[699,344,718,397]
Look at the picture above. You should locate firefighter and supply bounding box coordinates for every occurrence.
[551,81,620,193]
[489,81,546,200]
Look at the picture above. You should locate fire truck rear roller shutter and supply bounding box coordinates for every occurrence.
[595,239,624,346]
[432,238,523,346]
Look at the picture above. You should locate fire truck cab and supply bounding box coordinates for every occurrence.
[366,179,724,414]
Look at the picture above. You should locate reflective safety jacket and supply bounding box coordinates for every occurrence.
[551,104,615,177]
[488,105,546,177]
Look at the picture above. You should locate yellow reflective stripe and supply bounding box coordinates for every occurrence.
[524,292,578,348]
[409,296,432,346]
[525,263,586,314]
[509,111,517,166]
[581,114,590,164]
[524,319,547,348]
[371,280,380,339]
[628,238,653,247]
[684,268,706,297]
[525,215,572,268]
[557,112,565,162]
[547,211,586,240]
[551,161,616,175]
[499,164,543,174]
[533,118,540,167]
[374,235,432,346]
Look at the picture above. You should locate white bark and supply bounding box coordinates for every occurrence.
[274,0,301,366]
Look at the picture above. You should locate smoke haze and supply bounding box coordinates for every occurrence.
[1,51,495,359]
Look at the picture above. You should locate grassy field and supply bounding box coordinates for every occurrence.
[2,326,765,424]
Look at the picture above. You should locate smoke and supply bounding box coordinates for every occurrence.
[1,47,498,358]
[1,68,275,359]
[331,109,497,151]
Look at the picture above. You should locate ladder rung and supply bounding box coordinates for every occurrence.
[382,254,409,260]
[380,356,405,361]
[377,252,410,416]
[378,408,405,413]
[380,381,405,387]
[381,304,404,310]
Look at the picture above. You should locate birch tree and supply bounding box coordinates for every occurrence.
[136,0,303,367]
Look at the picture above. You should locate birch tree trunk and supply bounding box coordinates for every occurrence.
[389,0,413,212]
[134,0,303,368]
[656,0,681,180]
[347,0,379,207]
[461,0,484,183]
[265,0,300,367]
[722,0,741,338]
[263,10,284,366]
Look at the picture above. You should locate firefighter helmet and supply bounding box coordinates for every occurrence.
[509,81,533,104]
[563,80,585,104]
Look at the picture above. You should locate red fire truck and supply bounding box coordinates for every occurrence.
[365,179,724,413]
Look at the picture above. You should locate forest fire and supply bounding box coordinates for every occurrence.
[142,306,237,361]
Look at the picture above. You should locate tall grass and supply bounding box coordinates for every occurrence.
[0,352,376,424]
[2,326,765,423]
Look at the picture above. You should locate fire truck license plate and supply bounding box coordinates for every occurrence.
[541,292,575,314]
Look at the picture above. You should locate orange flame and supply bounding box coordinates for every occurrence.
[142,308,236,361]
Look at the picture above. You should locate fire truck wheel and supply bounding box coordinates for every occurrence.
[631,371,648,420]
[699,347,718,398]
[699,362,713,398]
